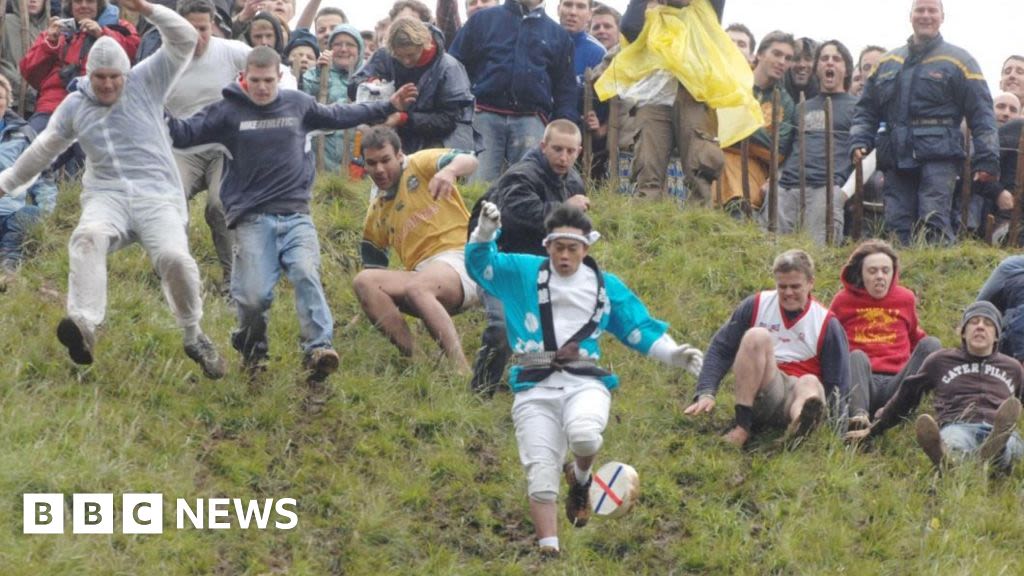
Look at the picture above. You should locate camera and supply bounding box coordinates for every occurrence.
[56,18,77,34]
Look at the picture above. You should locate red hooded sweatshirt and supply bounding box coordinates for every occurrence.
[829,262,926,374]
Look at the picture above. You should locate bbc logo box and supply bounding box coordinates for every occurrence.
[24,493,163,534]
[24,493,297,534]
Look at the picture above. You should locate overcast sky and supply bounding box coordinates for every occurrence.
[312,0,1022,94]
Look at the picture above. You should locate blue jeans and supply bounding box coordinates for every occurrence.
[941,423,1024,470]
[0,205,42,269]
[471,111,545,183]
[883,161,958,245]
[230,213,333,360]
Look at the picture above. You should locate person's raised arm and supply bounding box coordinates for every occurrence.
[125,0,198,104]
[428,151,478,200]
[295,0,321,31]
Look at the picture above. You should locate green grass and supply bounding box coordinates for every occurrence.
[0,175,1021,575]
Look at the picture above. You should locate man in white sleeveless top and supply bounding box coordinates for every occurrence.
[684,249,850,447]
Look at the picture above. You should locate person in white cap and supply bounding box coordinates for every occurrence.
[0,0,226,378]
[465,201,703,556]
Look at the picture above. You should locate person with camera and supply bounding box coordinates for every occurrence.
[19,0,140,173]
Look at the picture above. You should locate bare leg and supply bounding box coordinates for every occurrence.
[352,269,416,356]
[529,499,558,541]
[723,328,780,446]
[402,262,470,374]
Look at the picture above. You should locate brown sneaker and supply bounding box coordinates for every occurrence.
[563,461,591,528]
[785,397,825,439]
[721,425,751,448]
[980,397,1022,462]
[304,348,340,383]
[915,414,946,469]
[57,317,95,365]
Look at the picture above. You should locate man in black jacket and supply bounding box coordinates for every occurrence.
[467,119,589,394]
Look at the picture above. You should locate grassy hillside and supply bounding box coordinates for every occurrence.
[0,175,1021,575]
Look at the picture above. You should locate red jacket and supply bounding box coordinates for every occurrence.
[19,22,139,115]
[829,266,926,375]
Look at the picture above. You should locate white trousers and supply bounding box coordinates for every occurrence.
[67,192,203,333]
[512,374,611,499]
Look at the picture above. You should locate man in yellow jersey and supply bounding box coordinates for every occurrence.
[353,126,480,373]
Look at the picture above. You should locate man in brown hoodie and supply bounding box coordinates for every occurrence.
[846,301,1024,471]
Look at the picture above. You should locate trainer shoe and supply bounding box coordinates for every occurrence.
[304,348,340,383]
[785,397,825,440]
[980,396,1022,462]
[185,334,227,379]
[915,414,946,469]
[57,317,94,365]
[563,461,591,528]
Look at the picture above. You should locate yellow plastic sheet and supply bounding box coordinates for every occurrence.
[595,0,763,147]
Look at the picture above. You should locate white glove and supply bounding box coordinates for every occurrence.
[670,344,703,377]
[472,200,502,242]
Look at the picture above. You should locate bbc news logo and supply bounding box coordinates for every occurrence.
[23,494,298,534]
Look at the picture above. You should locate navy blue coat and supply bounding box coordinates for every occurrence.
[850,34,999,176]
[449,0,578,122]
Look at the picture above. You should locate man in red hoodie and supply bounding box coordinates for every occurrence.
[829,239,940,430]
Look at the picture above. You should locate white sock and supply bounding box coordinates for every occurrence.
[538,536,559,550]
[183,324,201,345]
[574,462,591,485]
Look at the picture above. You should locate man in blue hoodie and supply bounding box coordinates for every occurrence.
[450,0,578,183]
[167,46,417,381]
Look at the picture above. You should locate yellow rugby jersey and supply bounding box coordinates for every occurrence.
[362,149,471,270]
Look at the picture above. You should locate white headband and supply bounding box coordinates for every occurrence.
[542,230,601,247]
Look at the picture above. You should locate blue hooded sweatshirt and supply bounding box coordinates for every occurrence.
[167,83,394,227]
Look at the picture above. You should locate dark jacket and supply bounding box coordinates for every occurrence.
[872,346,1024,432]
[349,26,475,154]
[468,146,584,256]
[167,84,393,226]
[849,34,999,175]
[449,0,577,122]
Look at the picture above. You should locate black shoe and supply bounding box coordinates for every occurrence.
[57,317,94,365]
[184,334,227,379]
[469,344,508,396]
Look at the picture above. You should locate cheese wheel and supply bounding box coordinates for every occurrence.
[589,461,639,518]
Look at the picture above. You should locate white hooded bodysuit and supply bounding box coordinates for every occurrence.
[0,5,202,333]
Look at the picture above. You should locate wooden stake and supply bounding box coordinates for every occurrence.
[316,63,329,173]
[824,96,835,245]
[582,67,594,190]
[768,86,781,233]
[797,92,806,231]
[17,0,29,114]
[608,96,621,195]
[960,128,971,239]
[853,158,864,241]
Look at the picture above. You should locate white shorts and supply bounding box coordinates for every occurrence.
[414,249,480,310]
[512,375,611,497]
